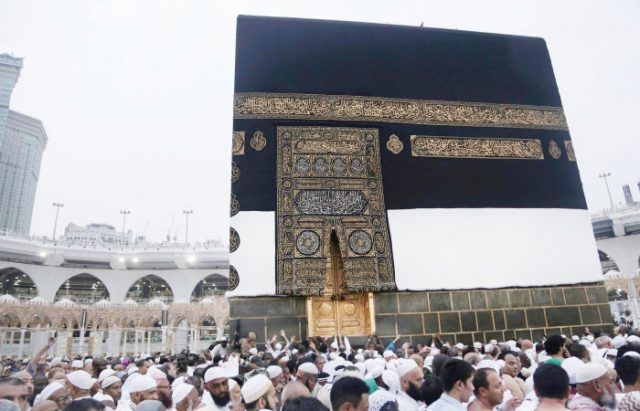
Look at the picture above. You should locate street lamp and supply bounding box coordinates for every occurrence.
[120,210,131,247]
[52,203,64,241]
[183,210,193,244]
[598,172,614,211]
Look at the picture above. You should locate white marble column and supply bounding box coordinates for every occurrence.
[161,326,167,353]
[18,329,26,358]
[122,330,128,356]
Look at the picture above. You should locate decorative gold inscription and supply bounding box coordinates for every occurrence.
[410,135,544,160]
[277,126,395,295]
[230,193,239,217]
[231,161,240,183]
[386,134,404,154]
[232,131,245,155]
[250,130,267,151]
[234,92,568,130]
[548,140,562,159]
[229,227,240,253]
[228,265,239,291]
[565,140,576,162]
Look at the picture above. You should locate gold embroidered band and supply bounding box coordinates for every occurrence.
[410,135,544,160]
[234,92,568,130]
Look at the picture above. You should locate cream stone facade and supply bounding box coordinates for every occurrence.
[0,233,231,358]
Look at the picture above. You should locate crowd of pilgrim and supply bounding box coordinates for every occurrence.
[2,326,640,411]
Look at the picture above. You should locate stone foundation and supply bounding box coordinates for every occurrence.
[229,282,613,345]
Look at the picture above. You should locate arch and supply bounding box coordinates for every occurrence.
[126,275,174,303]
[54,273,110,303]
[190,274,229,301]
[598,249,620,274]
[0,267,39,300]
[0,311,23,327]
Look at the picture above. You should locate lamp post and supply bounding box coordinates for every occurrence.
[120,210,131,246]
[183,210,193,244]
[52,203,64,241]
[598,172,614,211]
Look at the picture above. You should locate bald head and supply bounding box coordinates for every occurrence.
[281,381,310,404]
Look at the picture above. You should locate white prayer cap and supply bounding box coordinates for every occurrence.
[586,335,595,343]
[228,379,238,390]
[241,375,271,404]
[572,335,580,341]
[249,348,258,355]
[171,376,186,390]
[84,359,93,366]
[364,358,375,372]
[34,382,64,405]
[381,370,400,394]
[298,362,318,375]
[382,350,395,358]
[628,335,640,344]
[364,365,383,380]
[624,351,640,359]
[93,392,112,402]
[204,367,227,383]
[489,340,498,345]
[127,366,139,375]
[473,342,482,349]
[613,335,626,349]
[291,349,298,355]
[561,357,584,385]
[355,354,364,362]
[579,339,591,347]
[328,352,337,360]
[266,365,283,379]
[506,340,517,348]
[102,375,121,389]
[99,369,116,382]
[576,362,607,384]
[455,342,464,350]
[172,382,194,405]
[476,360,500,373]
[275,343,282,351]
[51,357,63,367]
[130,375,157,393]
[605,349,618,357]
[72,360,84,369]
[216,336,228,342]
[396,359,419,378]
[355,363,366,376]
[484,344,494,353]
[67,370,94,390]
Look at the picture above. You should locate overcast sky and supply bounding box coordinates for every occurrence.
[0,0,638,244]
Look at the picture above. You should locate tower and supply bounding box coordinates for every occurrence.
[0,54,23,151]
[0,110,47,235]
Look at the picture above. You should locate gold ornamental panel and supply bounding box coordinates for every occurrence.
[410,135,544,160]
[234,92,568,130]
[276,126,395,295]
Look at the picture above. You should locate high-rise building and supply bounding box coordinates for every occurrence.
[0,54,23,150]
[0,110,47,235]
[623,184,636,206]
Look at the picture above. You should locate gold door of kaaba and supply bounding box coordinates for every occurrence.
[307,232,375,336]
[276,126,393,336]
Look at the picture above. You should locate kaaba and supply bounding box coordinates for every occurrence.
[228,16,611,344]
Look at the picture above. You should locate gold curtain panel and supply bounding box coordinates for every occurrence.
[234,92,568,130]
